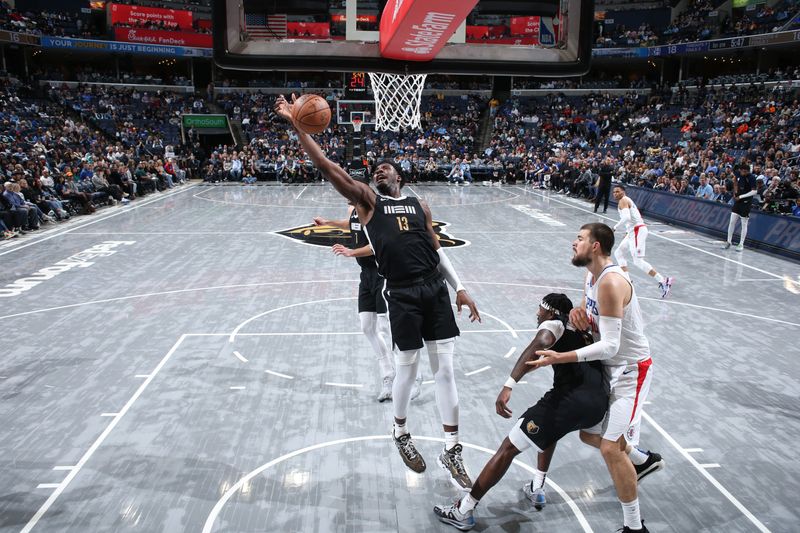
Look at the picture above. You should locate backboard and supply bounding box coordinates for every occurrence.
[213,0,594,77]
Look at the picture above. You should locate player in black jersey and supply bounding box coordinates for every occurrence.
[276,94,481,490]
[434,294,609,531]
[312,203,397,402]
[723,161,758,251]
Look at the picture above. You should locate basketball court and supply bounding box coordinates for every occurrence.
[1,182,798,532]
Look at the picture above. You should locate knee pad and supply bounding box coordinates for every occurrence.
[396,349,419,366]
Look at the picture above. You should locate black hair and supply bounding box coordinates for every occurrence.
[541,293,573,325]
[613,183,626,191]
[580,222,615,256]
[375,159,405,188]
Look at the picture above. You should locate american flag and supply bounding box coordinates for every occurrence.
[245,13,287,40]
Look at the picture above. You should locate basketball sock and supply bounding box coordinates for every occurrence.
[727,213,737,244]
[632,256,655,277]
[360,312,394,379]
[376,314,395,378]
[392,349,420,421]
[458,493,479,513]
[621,498,642,530]
[653,272,665,284]
[393,421,409,438]
[444,430,459,451]
[739,217,749,245]
[427,338,459,427]
[531,467,547,490]
[628,446,649,466]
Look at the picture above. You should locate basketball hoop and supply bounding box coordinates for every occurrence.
[352,117,363,133]
[367,72,427,132]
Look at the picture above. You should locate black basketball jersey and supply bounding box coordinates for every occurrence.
[364,195,439,282]
[349,209,377,269]
[550,324,604,389]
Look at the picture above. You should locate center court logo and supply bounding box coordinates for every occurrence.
[0,241,135,298]
[276,220,468,248]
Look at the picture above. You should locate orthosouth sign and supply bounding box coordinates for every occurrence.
[182,114,229,129]
[0,241,135,298]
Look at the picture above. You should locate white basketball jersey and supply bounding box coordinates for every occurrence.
[619,198,644,234]
[584,265,650,366]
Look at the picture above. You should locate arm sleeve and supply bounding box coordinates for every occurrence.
[574,316,622,362]
[437,248,465,293]
[738,189,757,199]
[614,208,631,230]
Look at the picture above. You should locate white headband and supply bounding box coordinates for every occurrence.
[540,301,560,315]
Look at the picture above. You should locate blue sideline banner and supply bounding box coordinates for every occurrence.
[40,36,212,58]
[621,186,800,261]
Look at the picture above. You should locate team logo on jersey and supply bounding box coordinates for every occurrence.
[275,220,468,248]
[526,421,539,435]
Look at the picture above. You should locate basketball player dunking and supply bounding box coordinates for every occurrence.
[530,223,664,533]
[276,94,482,490]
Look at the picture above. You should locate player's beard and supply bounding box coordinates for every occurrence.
[571,251,590,267]
[376,181,393,196]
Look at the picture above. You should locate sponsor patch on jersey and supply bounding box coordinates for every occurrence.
[627,426,636,440]
[275,220,468,248]
[526,421,540,435]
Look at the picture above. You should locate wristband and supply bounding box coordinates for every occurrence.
[504,377,517,389]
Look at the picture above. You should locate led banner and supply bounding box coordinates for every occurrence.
[0,29,39,45]
[114,27,212,48]
[510,16,540,36]
[466,25,489,40]
[40,36,212,57]
[108,3,193,30]
[286,22,330,38]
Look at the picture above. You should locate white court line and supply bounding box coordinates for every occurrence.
[0,185,196,258]
[465,365,491,376]
[36,484,60,489]
[406,185,420,198]
[229,297,357,342]
[684,448,704,453]
[100,413,118,417]
[20,334,187,533]
[134,374,150,379]
[422,379,435,385]
[67,231,282,235]
[264,370,294,380]
[643,412,770,532]
[52,466,74,471]
[700,463,722,468]
[324,382,363,388]
[504,347,517,359]
[294,186,308,200]
[233,351,248,363]
[513,186,788,280]
[737,278,784,282]
[201,436,593,533]
[229,386,245,390]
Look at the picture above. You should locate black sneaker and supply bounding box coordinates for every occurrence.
[393,431,426,473]
[437,444,473,490]
[635,452,664,483]
[619,521,649,532]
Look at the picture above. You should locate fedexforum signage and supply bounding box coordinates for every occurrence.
[0,241,135,298]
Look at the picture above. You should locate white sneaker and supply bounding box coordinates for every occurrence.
[735,244,744,252]
[522,481,546,510]
[410,375,422,400]
[377,375,393,402]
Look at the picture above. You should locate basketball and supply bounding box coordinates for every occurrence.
[292,94,331,134]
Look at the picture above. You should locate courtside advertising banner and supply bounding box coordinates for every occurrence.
[108,3,193,30]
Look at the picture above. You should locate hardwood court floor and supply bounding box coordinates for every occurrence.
[1,182,798,532]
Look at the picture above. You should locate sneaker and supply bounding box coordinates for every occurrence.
[635,451,664,483]
[735,244,744,252]
[522,481,546,510]
[658,277,674,299]
[410,374,422,400]
[438,444,473,490]
[393,432,426,473]
[377,376,393,402]
[722,241,731,249]
[433,501,475,531]
[618,521,649,532]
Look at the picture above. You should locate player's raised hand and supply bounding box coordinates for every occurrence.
[273,94,296,122]
[569,307,590,331]
[313,216,326,226]
[332,243,355,257]
[495,387,513,418]
[456,290,481,323]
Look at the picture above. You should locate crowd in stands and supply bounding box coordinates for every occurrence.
[37,67,192,87]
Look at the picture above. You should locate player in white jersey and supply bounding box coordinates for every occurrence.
[530,223,664,533]
[612,185,674,298]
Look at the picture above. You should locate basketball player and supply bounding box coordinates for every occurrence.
[723,162,757,251]
[312,203,423,403]
[433,293,608,531]
[275,94,481,490]
[611,185,674,298]
[529,223,664,533]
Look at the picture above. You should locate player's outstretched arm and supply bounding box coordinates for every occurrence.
[313,216,349,229]
[421,201,481,323]
[332,243,373,258]
[495,329,557,418]
[274,94,370,207]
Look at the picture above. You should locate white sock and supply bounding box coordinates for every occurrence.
[458,493,479,513]
[628,446,649,466]
[739,217,749,246]
[445,430,459,451]
[653,273,665,284]
[621,498,642,530]
[727,213,737,244]
[393,422,409,438]
[531,467,547,490]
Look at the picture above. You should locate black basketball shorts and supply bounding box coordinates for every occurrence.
[358,267,387,314]
[383,272,460,351]
[732,199,752,218]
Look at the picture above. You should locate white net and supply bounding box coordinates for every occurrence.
[367,72,427,132]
